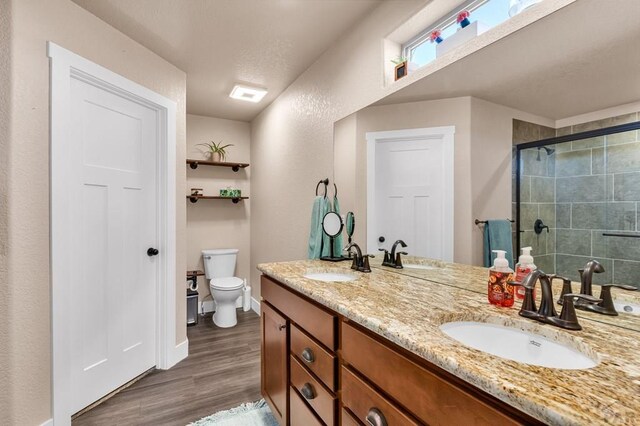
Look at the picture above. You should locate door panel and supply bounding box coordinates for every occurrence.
[69,76,158,413]
[374,135,447,259]
[262,302,288,424]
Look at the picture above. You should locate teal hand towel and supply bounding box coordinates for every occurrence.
[332,196,344,256]
[320,198,332,257]
[483,220,514,269]
[308,196,326,259]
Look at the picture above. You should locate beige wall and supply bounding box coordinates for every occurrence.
[250,0,426,297]
[186,114,251,302]
[349,97,474,262]
[0,0,13,422]
[469,98,554,265]
[3,0,186,424]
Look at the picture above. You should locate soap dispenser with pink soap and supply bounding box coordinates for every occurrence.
[487,250,515,307]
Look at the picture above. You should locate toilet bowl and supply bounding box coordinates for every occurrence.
[202,249,244,328]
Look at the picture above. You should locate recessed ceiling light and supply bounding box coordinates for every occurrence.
[229,84,268,103]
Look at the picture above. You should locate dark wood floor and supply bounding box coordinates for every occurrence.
[73,310,262,426]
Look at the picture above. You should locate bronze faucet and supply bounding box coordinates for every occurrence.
[569,260,638,316]
[344,243,373,273]
[380,240,408,268]
[510,271,601,331]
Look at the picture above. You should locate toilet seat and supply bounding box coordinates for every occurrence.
[210,277,244,290]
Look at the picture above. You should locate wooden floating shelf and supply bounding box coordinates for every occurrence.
[187,195,248,204]
[186,159,249,172]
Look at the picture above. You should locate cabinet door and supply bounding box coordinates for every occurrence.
[262,302,288,424]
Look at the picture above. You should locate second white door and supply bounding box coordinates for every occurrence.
[367,127,454,261]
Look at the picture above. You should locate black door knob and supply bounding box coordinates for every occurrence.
[147,248,159,256]
[378,236,385,243]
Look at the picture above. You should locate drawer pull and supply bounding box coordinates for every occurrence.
[278,324,287,331]
[300,383,316,400]
[301,347,315,363]
[365,408,387,426]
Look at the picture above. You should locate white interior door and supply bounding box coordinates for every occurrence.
[367,127,454,261]
[67,75,158,413]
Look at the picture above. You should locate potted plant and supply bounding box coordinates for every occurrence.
[430,29,444,44]
[197,141,234,162]
[391,56,409,81]
[457,10,471,28]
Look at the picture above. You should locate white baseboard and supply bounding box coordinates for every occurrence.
[167,338,189,368]
[251,297,260,315]
[40,419,53,426]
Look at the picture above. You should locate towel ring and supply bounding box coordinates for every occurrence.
[315,178,329,196]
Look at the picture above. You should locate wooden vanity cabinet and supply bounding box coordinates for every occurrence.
[262,275,338,425]
[261,275,541,426]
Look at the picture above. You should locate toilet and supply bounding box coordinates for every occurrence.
[202,248,244,328]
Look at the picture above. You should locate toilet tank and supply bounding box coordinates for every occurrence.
[202,249,238,279]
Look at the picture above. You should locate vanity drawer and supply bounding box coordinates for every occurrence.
[262,275,336,350]
[341,322,521,426]
[342,366,419,426]
[289,386,323,426]
[290,355,336,426]
[291,324,336,391]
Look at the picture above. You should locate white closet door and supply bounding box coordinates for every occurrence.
[67,76,158,413]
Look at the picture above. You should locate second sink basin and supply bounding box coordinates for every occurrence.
[614,300,640,316]
[303,271,357,282]
[440,321,599,370]
[403,264,438,270]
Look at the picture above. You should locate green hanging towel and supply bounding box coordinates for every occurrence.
[308,196,329,259]
[483,220,514,269]
[332,196,344,256]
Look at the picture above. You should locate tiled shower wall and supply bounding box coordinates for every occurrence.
[513,112,640,287]
[554,112,640,285]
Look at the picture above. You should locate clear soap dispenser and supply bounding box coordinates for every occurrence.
[487,250,515,307]
[515,246,537,300]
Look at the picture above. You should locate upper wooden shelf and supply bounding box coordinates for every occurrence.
[186,159,249,172]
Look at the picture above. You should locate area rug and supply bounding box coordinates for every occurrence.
[188,399,278,426]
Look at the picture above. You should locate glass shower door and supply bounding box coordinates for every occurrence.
[517,123,640,288]
[599,129,640,288]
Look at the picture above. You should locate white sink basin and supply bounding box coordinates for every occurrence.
[615,301,640,316]
[403,263,437,270]
[440,321,598,370]
[303,272,357,282]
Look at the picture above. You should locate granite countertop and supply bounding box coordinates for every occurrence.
[370,255,640,332]
[257,259,640,426]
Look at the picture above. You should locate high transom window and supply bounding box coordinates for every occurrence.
[403,0,516,67]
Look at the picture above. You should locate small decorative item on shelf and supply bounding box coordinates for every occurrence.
[197,140,234,162]
[191,188,203,196]
[392,56,409,81]
[457,10,471,28]
[220,187,241,198]
[429,29,443,44]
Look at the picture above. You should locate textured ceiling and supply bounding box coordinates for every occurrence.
[72,0,383,122]
[375,0,640,120]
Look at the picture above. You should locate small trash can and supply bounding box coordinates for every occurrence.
[187,289,199,326]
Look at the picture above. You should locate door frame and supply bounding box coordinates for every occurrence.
[48,42,178,424]
[366,126,455,260]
